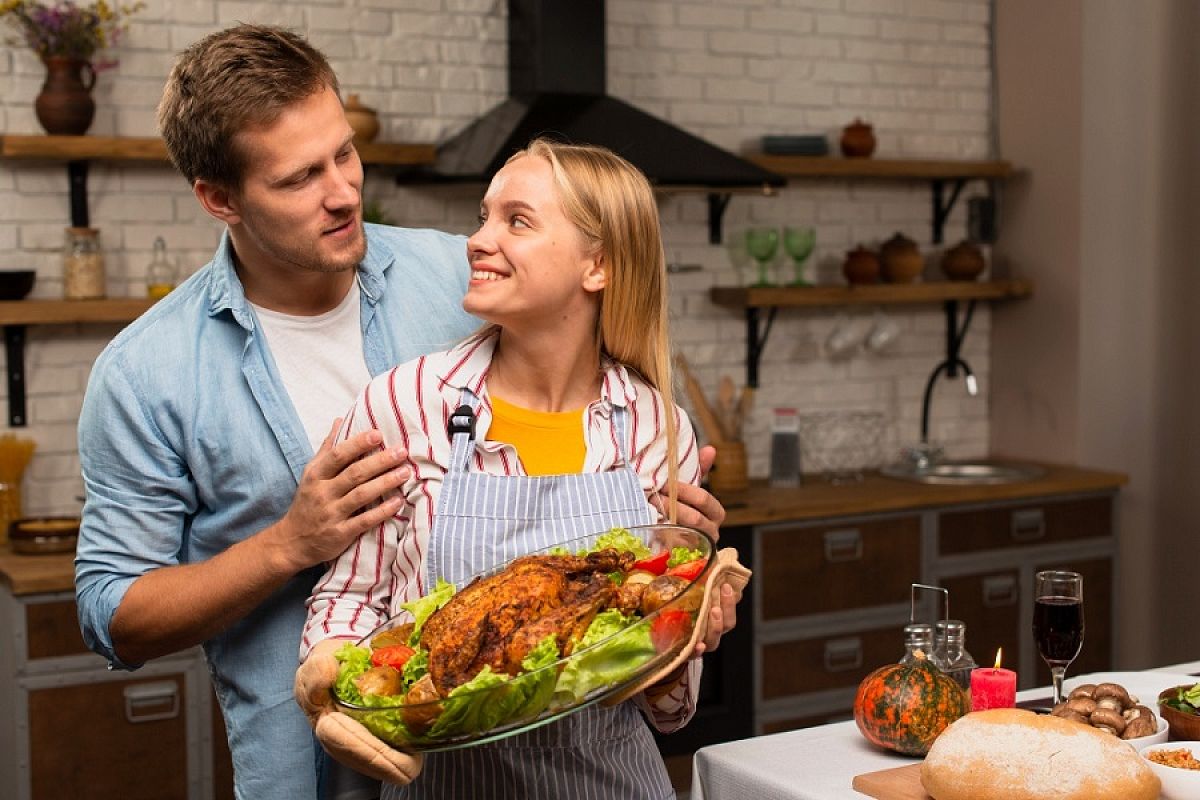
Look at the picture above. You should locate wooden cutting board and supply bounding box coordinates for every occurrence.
[851,763,931,800]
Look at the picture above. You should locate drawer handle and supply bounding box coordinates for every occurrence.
[124,681,180,724]
[823,637,864,673]
[982,575,1018,608]
[1010,508,1046,541]
[823,529,863,563]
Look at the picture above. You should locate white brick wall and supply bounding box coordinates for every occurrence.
[0,0,994,514]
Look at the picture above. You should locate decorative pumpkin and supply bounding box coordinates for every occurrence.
[853,652,969,756]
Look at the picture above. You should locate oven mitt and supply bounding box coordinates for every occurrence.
[602,546,752,707]
[295,639,424,785]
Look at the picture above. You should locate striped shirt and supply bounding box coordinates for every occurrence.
[302,332,704,731]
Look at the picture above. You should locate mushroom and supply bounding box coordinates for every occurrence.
[1089,707,1126,735]
[1052,708,1091,726]
[1068,684,1097,699]
[1121,706,1159,740]
[1093,683,1133,708]
[1065,696,1098,716]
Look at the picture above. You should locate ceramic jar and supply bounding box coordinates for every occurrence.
[880,232,924,283]
[840,119,876,158]
[35,57,96,136]
[843,246,881,285]
[940,240,986,281]
[344,94,380,145]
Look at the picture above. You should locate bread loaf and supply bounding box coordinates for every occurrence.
[920,708,1160,800]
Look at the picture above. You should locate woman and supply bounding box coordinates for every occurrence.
[299,139,722,798]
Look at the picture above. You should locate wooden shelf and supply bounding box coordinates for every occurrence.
[745,155,1014,180]
[712,279,1033,389]
[1,299,156,427]
[710,279,1032,309]
[0,134,436,166]
[0,298,155,325]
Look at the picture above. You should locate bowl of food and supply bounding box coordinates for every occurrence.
[330,524,715,752]
[1160,683,1200,740]
[1139,742,1200,799]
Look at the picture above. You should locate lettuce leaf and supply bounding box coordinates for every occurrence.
[553,609,656,703]
[333,644,374,706]
[668,546,704,567]
[587,527,651,559]
[398,579,455,647]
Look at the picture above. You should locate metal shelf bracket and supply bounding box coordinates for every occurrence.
[743,306,778,388]
[707,192,732,244]
[4,325,28,426]
[68,159,90,228]
[930,178,966,245]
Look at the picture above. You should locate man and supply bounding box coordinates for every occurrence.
[74,24,728,800]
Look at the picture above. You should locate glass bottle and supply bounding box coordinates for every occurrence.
[934,619,977,691]
[900,623,935,665]
[146,237,176,299]
[63,227,106,300]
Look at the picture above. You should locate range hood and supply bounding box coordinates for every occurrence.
[431,0,784,193]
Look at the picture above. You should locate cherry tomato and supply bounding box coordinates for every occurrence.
[370,644,415,671]
[632,550,670,576]
[665,558,707,582]
[650,609,691,653]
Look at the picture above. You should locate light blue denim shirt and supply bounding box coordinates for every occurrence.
[75,223,478,799]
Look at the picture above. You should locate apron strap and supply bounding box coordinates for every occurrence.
[446,391,481,473]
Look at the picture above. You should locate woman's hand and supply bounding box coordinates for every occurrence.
[657,445,726,540]
[690,580,741,657]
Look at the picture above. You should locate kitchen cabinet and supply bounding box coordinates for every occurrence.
[0,568,225,799]
[737,475,1121,737]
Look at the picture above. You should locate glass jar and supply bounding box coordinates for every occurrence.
[0,482,18,546]
[933,619,978,691]
[63,227,106,300]
[146,236,176,299]
[900,622,935,665]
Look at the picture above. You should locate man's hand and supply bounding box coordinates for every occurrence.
[296,640,423,785]
[269,420,410,574]
[656,445,726,540]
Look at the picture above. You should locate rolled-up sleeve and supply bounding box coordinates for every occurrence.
[75,346,197,670]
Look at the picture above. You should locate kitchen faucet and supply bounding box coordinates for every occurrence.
[917,300,980,453]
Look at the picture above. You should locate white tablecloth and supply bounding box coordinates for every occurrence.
[690,662,1200,800]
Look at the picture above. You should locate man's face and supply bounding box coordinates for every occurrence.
[225,86,366,281]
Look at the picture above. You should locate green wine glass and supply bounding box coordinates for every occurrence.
[746,227,780,287]
[783,226,816,286]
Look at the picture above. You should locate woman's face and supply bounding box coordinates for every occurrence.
[464,155,604,331]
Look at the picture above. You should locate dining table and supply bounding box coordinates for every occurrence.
[689,660,1200,800]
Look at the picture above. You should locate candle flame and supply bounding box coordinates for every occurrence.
[994,648,1003,669]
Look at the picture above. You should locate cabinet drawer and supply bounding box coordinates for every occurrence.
[26,599,91,660]
[938,496,1112,557]
[28,672,190,800]
[761,624,902,700]
[938,568,1022,675]
[759,515,920,621]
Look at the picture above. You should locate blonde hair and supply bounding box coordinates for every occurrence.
[506,138,682,520]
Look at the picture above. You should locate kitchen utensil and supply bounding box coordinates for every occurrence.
[708,440,748,493]
[864,308,902,354]
[941,240,986,281]
[851,763,928,800]
[0,270,36,300]
[843,245,881,284]
[768,407,801,488]
[825,313,860,361]
[675,355,730,443]
[880,232,924,283]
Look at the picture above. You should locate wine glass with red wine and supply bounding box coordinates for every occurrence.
[1033,570,1084,705]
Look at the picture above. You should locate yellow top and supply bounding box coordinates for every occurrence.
[487,395,586,476]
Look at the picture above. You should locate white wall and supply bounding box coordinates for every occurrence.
[994,0,1200,667]
[0,0,994,515]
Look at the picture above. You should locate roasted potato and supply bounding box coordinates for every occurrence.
[401,673,443,736]
[640,575,689,616]
[354,665,404,698]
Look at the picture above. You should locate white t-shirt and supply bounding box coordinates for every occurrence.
[251,278,373,452]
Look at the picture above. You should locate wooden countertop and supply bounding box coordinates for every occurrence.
[0,546,75,596]
[717,462,1127,528]
[0,463,1126,597]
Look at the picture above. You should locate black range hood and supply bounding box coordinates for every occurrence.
[430,0,784,193]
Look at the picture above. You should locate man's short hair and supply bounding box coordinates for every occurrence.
[157,24,340,188]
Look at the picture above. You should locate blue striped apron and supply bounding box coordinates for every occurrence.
[383,390,675,800]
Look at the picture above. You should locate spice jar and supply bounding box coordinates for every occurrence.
[63,227,106,300]
[146,236,176,299]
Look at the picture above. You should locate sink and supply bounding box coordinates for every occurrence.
[881,460,1046,485]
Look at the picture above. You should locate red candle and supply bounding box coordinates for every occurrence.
[970,648,1017,711]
